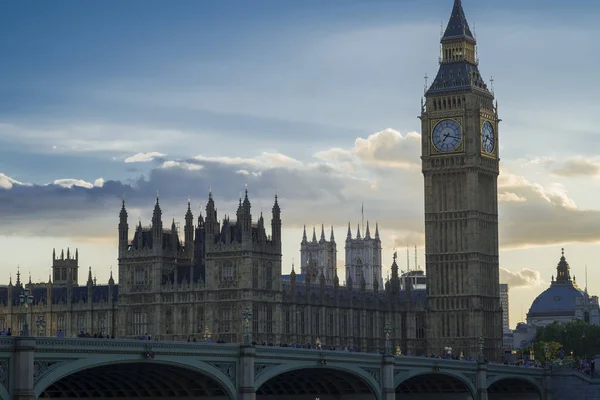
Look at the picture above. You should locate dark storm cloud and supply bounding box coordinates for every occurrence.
[0,159,355,237]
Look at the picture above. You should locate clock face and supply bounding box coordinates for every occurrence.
[432,119,462,153]
[481,121,495,153]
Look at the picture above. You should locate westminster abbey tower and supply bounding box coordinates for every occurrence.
[421,0,502,360]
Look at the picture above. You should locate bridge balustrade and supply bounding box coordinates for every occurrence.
[0,337,560,399]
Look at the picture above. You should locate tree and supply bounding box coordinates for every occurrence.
[534,319,600,359]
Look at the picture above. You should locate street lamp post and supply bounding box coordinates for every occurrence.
[478,336,485,361]
[444,346,452,359]
[242,306,252,345]
[203,326,211,342]
[35,314,47,337]
[18,287,34,336]
[384,323,392,356]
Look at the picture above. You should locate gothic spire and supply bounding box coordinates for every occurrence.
[153,192,162,218]
[320,224,325,242]
[87,266,93,285]
[347,222,352,240]
[312,226,317,242]
[330,225,335,242]
[442,0,474,43]
[186,197,193,219]
[302,225,308,243]
[375,222,380,240]
[356,223,362,239]
[427,0,490,96]
[120,198,127,219]
[365,221,371,239]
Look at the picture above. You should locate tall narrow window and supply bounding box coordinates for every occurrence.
[253,306,259,338]
[353,310,361,337]
[99,313,107,335]
[181,309,188,334]
[252,262,259,288]
[197,306,205,333]
[77,315,86,334]
[355,258,363,284]
[266,305,273,334]
[284,308,290,334]
[265,263,273,290]
[223,262,234,281]
[135,267,148,286]
[58,315,65,332]
[166,309,173,334]
[220,308,232,333]
[300,307,306,335]
[133,311,147,336]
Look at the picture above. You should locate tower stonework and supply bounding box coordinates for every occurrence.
[300,225,337,282]
[345,222,382,290]
[52,248,79,286]
[421,0,502,360]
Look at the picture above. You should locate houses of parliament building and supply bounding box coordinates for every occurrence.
[0,0,503,360]
[0,191,427,355]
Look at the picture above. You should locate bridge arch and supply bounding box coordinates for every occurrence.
[394,368,476,398]
[0,381,8,400]
[254,361,381,399]
[487,375,542,399]
[34,354,236,399]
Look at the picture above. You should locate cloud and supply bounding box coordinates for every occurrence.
[315,128,421,171]
[125,152,167,163]
[0,123,194,154]
[550,156,600,178]
[500,268,544,288]
[0,173,27,189]
[523,156,600,178]
[498,171,600,247]
[392,231,426,249]
[161,161,203,171]
[53,179,95,189]
[194,153,304,170]
[354,129,421,169]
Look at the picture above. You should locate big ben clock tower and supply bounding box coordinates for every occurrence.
[421,0,502,361]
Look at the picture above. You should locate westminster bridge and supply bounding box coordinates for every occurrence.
[2,337,597,400]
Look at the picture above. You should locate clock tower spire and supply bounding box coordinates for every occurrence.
[421,0,502,361]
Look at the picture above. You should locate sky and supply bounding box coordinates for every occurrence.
[1,0,600,329]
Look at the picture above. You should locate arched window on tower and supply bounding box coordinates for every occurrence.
[308,258,318,281]
[223,261,234,281]
[356,258,363,284]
